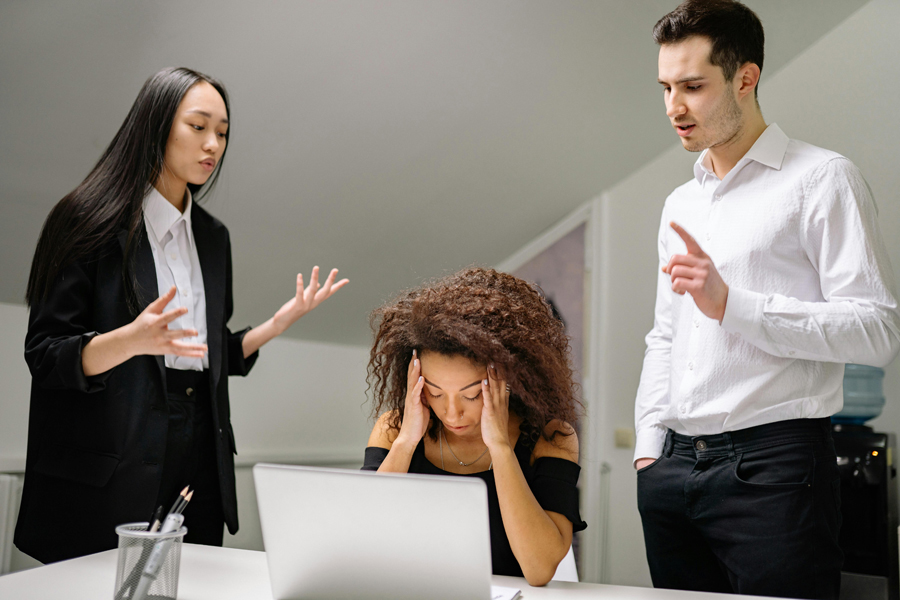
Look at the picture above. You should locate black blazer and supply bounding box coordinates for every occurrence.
[15,203,257,564]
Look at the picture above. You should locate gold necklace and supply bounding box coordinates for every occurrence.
[440,427,489,468]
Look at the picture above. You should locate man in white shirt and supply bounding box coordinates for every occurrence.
[634,1,900,598]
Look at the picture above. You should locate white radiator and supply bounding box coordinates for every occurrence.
[0,473,23,575]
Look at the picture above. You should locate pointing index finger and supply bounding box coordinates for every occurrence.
[670,221,704,256]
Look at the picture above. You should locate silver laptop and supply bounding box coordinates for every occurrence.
[253,463,493,600]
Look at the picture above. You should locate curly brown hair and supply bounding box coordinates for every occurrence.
[368,266,581,447]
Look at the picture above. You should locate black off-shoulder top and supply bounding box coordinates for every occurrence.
[362,435,587,577]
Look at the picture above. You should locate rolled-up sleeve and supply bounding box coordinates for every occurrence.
[25,261,114,393]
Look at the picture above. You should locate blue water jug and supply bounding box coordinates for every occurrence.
[831,364,886,424]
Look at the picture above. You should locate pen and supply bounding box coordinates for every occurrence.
[154,495,189,537]
[147,506,164,533]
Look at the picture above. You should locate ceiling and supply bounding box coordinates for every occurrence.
[0,0,869,345]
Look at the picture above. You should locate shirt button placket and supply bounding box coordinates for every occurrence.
[682,301,703,419]
[707,190,720,240]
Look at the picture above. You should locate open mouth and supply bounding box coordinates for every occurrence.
[675,124,696,136]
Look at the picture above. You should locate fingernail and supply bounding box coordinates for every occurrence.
[418,376,423,382]
[413,349,417,357]
[483,379,488,386]
[414,359,418,367]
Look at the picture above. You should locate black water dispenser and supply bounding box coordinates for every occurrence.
[833,365,898,600]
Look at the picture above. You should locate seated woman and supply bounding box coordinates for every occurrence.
[363,267,586,586]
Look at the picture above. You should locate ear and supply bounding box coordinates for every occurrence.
[735,61,761,102]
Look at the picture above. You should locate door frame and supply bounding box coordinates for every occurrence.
[496,196,611,583]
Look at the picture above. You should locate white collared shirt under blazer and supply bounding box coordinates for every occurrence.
[634,123,900,462]
[142,187,209,371]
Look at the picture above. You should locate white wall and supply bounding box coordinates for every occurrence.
[0,304,31,473]
[225,335,371,551]
[0,302,371,562]
[589,0,900,587]
[227,334,371,467]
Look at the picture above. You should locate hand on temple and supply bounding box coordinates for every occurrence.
[481,364,511,452]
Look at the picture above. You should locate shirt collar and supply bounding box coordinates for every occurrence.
[693,123,789,184]
[143,186,193,246]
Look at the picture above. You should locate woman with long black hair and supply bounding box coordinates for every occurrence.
[15,67,347,563]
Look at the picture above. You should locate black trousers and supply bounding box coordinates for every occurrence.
[637,418,843,599]
[156,368,225,546]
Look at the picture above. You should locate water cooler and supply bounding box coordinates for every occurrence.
[833,365,898,600]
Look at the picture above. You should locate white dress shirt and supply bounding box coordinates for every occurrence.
[142,187,209,371]
[634,124,900,461]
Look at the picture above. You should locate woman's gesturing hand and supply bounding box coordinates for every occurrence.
[481,364,511,452]
[124,286,208,358]
[272,266,349,334]
[395,350,430,448]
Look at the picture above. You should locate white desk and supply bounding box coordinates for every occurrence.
[0,544,760,599]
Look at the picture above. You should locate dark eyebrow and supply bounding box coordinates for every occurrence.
[423,378,483,392]
[658,76,705,86]
[185,109,229,124]
[460,380,483,392]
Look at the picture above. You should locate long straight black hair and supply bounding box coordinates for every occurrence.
[26,67,231,314]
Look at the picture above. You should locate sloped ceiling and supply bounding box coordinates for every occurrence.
[0,0,870,345]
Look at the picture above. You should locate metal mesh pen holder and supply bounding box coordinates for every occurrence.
[114,522,188,600]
